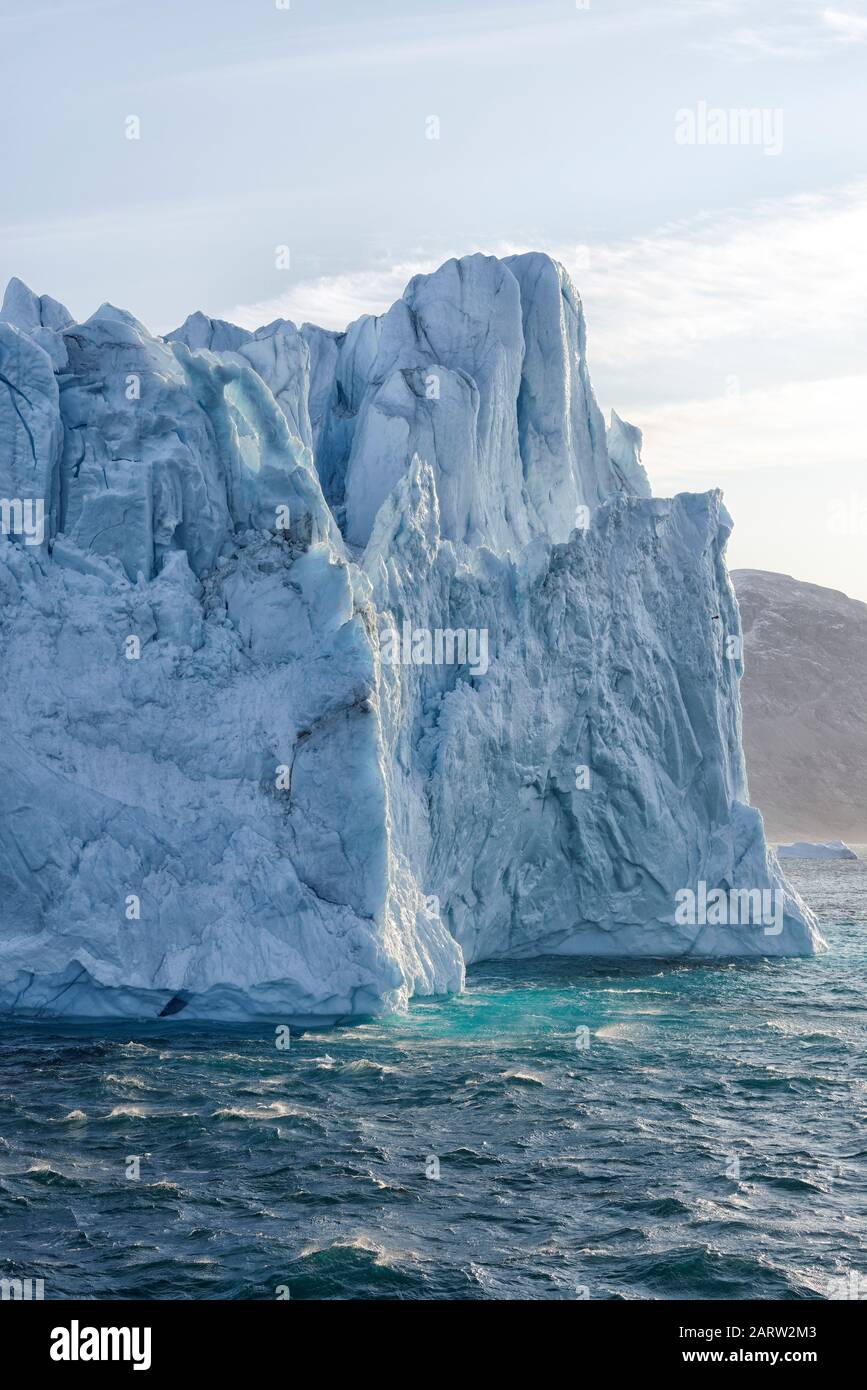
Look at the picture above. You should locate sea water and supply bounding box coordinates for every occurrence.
[1,856,865,1300]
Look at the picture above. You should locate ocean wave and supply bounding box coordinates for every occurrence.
[211,1102,316,1121]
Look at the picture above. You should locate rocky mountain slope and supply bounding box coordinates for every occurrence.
[733,569,867,842]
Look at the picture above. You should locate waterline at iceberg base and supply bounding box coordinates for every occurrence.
[0,253,821,1022]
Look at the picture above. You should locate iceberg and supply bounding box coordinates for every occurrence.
[0,253,822,1020]
[776,841,858,861]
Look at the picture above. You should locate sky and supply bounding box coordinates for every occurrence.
[2,0,866,598]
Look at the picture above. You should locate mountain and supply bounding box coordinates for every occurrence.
[733,569,867,842]
[0,258,820,1021]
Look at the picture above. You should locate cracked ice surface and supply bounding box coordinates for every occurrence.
[0,255,821,1020]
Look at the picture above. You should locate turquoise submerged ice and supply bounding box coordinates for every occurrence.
[0,255,821,1022]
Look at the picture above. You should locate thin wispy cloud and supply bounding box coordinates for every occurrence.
[137,6,586,89]
[0,0,117,31]
[559,186,867,372]
[131,0,780,92]
[640,374,867,479]
[823,6,867,40]
[226,183,867,376]
[711,1,867,60]
[226,261,440,335]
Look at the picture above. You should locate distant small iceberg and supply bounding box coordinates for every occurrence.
[776,840,859,861]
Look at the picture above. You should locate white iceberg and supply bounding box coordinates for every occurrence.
[776,840,858,861]
[0,254,822,1020]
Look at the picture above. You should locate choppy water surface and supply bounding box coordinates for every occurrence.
[1,856,865,1300]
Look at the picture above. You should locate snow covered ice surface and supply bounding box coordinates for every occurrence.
[0,255,822,1022]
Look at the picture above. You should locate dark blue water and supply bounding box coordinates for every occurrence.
[2,858,865,1300]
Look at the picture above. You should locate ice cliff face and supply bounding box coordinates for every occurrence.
[0,256,821,1020]
[305,253,648,550]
